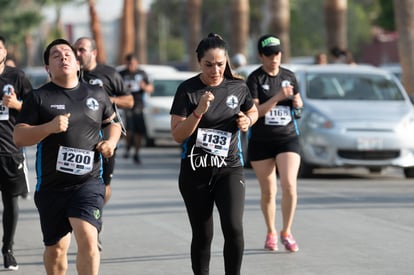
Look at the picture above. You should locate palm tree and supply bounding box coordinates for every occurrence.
[393,0,414,97]
[119,0,135,64]
[88,0,106,63]
[134,0,147,64]
[187,0,202,71]
[230,0,249,59]
[324,0,347,61]
[268,0,291,63]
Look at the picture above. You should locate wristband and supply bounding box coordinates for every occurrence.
[192,110,202,119]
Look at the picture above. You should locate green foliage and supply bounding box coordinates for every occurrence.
[0,0,82,65]
[249,0,267,37]
[0,0,44,64]
[290,0,327,56]
[3,11,44,44]
[289,0,378,59]
[166,38,185,61]
[147,0,188,63]
[146,0,388,63]
[375,0,395,31]
[347,2,375,59]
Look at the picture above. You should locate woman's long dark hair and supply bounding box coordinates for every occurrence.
[195,33,241,80]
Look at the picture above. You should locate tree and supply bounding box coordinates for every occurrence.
[134,0,147,64]
[324,0,347,61]
[0,0,44,66]
[119,0,135,64]
[268,0,291,63]
[230,0,249,59]
[188,0,202,71]
[142,0,375,66]
[88,0,106,63]
[393,0,414,96]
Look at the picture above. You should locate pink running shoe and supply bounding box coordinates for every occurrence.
[264,233,278,251]
[280,233,299,252]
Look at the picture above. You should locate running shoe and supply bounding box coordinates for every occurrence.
[280,233,299,252]
[3,250,18,271]
[264,233,278,251]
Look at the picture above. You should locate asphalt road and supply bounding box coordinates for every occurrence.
[11,145,414,274]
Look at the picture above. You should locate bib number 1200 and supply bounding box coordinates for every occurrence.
[56,146,94,175]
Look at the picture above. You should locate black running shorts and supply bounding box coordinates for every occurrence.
[248,137,300,161]
[0,153,28,196]
[34,178,105,246]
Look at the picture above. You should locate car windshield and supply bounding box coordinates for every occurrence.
[306,73,405,101]
[152,79,183,97]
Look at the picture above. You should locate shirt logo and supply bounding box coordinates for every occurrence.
[89,78,104,87]
[226,95,239,109]
[2,84,14,95]
[93,209,101,220]
[86,98,99,111]
[50,104,66,110]
[261,84,270,91]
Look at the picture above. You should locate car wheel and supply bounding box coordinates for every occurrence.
[298,160,314,178]
[403,167,414,178]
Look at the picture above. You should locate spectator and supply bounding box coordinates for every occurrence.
[314,52,327,64]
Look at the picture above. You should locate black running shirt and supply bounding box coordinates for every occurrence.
[119,68,150,113]
[81,63,129,98]
[170,75,254,168]
[0,66,32,154]
[17,82,115,190]
[247,66,300,142]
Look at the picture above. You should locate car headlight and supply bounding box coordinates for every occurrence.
[306,112,333,129]
[396,113,414,133]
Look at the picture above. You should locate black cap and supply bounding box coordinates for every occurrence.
[258,35,282,56]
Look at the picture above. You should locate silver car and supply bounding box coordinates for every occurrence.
[144,71,198,146]
[237,64,414,177]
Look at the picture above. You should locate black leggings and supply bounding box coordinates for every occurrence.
[179,165,245,275]
[1,192,18,253]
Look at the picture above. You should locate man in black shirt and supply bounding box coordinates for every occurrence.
[74,37,133,204]
[0,35,32,270]
[14,38,121,275]
[119,53,153,163]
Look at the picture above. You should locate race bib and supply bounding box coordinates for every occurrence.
[56,146,94,175]
[0,101,9,121]
[195,128,231,157]
[265,105,292,126]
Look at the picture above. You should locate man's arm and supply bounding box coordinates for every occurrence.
[97,113,122,158]
[110,94,134,109]
[13,114,70,147]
